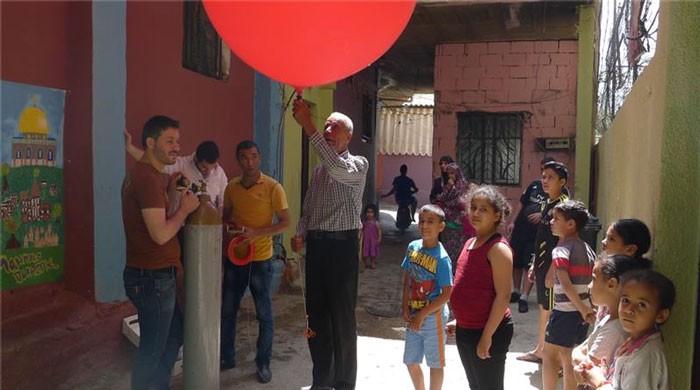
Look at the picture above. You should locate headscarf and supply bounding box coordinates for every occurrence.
[439,155,455,184]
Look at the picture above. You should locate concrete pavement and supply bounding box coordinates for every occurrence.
[206,203,553,389]
[2,202,554,389]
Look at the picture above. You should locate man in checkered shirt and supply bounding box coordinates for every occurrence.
[292,97,369,390]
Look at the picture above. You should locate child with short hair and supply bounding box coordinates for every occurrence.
[402,204,453,390]
[360,204,382,269]
[572,255,653,382]
[542,200,596,390]
[447,185,514,390]
[576,269,675,390]
[518,161,569,364]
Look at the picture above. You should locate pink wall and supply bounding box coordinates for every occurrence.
[433,40,578,217]
[126,1,255,178]
[1,1,95,303]
[377,154,433,206]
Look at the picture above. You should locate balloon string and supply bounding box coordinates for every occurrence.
[283,88,296,112]
[297,253,315,338]
[273,87,297,168]
[245,260,254,351]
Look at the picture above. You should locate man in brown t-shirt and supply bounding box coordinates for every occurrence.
[122,115,198,390]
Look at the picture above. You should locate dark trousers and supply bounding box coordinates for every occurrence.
[123,266,183,390]
[306,233,359,390]
[220,258,274,368]
[456,317,514,390]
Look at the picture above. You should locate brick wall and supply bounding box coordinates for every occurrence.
[433,40,578,218]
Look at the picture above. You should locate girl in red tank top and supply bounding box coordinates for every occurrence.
[447,185,514,390]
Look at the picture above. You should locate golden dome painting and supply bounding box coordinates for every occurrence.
[18,102,50,136]
[5,91,61,168]
[2,81,66,290]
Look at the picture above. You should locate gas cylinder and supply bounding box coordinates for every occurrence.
[183,187,221,390]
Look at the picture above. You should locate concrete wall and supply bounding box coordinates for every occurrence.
[126,1,254,178]
[595,1,700,387]
[112,1,254,301]
[92,1,127,302]
[1,1,95,304]
[253,74,284,181]
[377,154,432,207]
[433,40,579,215]
[573,5,598,205]
[1,0,257,305]
[335,67,379,206]
[595,60,664,248]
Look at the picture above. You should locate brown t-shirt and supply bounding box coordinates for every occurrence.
[122,160,180,269]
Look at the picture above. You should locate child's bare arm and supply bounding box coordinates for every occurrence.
[409,286,452,331]
[377,221,382,243]
[476,242,513,359]
[402,272,411,322]
[545,263,555,288]
[557,268,595,322]
[571,343,589,366]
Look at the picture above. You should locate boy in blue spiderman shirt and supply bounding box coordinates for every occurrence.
[401,204,453,390]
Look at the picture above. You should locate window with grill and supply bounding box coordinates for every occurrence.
[182,1,231,80]
[457,112,524,186]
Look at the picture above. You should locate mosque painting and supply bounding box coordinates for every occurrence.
[1,81,65,290]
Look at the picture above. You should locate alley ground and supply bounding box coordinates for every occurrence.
[2,202,554,389]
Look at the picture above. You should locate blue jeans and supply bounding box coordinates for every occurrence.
[220,258,274,368]
[123,266,183,390]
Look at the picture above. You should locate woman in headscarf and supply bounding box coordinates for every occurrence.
[435,162,476,270]
[429,155,454,204]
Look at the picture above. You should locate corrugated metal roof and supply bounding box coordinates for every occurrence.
[378,106,434,156]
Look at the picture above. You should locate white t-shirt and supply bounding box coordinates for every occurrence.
[586,314,627,365]
[165,153,228,210]
[607,332,668,390]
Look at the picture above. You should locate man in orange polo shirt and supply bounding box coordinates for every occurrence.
[220,140,290,384]
[122,115,199,390]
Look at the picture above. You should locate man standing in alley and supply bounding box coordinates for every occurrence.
[381,164,419,222]
[121,115,199,390]
[220,140,290,384]
[291,98,369,390]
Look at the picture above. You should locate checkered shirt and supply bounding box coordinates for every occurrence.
[297,132,369,236]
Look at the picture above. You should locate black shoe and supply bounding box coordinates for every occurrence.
[220,359,235,371]
[510,292,520,303]
[257,365,272,383]
[518,298,529,313]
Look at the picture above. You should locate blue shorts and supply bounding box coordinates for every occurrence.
[404,307,448,368]
[545,310,589,348]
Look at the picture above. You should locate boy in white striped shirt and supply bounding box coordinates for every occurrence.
[542,200,596,390]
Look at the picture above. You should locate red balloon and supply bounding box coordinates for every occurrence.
[203,1,416,89]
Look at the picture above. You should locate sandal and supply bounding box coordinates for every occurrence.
[516,352,542,363]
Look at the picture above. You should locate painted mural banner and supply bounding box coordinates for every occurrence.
[1,81,65,290]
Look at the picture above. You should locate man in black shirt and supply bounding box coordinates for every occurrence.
[509,157,554,313]
[381,164,419,221]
